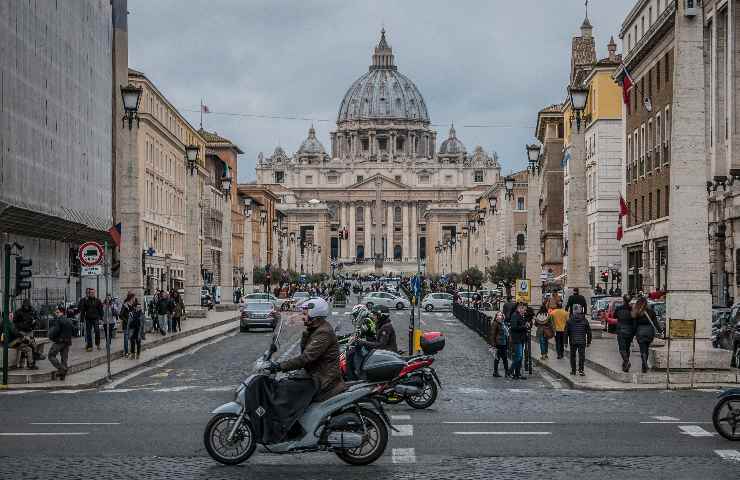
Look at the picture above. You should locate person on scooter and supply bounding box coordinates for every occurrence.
[358,304,398,353]
[268,298,346,402]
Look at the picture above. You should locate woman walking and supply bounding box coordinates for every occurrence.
[489,312,510,378]
[615,295,635,372]
[534,304,554,360]
[633,297,662,373]
[128,299,144,360]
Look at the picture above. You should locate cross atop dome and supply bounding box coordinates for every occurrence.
[371,28,396,70]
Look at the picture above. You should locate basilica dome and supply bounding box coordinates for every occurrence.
[438,125,466,156]
[297,126,326,155]
[337,30,430,125]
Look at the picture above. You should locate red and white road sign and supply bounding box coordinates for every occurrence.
[79,242,104,267]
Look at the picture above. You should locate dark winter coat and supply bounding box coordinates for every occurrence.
[78,297,103,322]
[49,316,74,345]
[12,306,36,333]
[280,318,346,402]
[636,308,660,344]
[615,303,635,337]
[566,313,592,346]
[156,297,171,315]
[489,320,509,347]
[566,294,588,315]
[361,317,398,353]
[502,302,516,321]
[509,311,528,345]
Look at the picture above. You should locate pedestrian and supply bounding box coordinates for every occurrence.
[156,292,169,335]
[102,294,117,348]
[502,297,516,322]
[633,296,662,373]
[78,288,103,351]
[550,303,568,359]
[171,292,184,333]
[119,293,135,358]
[489,311,510,378]
[128,299,144,360]
[11,298,39,369]
[566,304,592,376]
[565,287,588,316]
[534,303,554,360]
[48,306,74,380]
[509,302,529,380]
[615,295,636,372]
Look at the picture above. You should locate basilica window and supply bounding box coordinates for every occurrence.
[474,170,484,183]
[516,234,526,252]
[517,197,525,210]
[356,175,364,184]
[305,175,313,185]
[394,206,402,222]
[274,171,284,183]
[396,137,405,152]
[357,207,364,222]
[378,138,388,151]
[362,139,369,151]
[419,174,430,185]
[327,175,338,184]
[394,175,402,183]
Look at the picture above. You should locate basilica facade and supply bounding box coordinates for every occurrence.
[254,31,502,274]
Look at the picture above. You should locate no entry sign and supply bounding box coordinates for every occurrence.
[79,242,104,267]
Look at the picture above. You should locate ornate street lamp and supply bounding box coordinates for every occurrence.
[526,143,542,174]
[289,232,295,243]
[120,84,142,129]
[477,208,486,224]
[185,145,199,176]
[260,209,267,225]
[489,194,498,214]
[272,219,278,232]
[220,171,233,197]
[504,176,515,199]
[569,85,589,132]
[242,197,252,217]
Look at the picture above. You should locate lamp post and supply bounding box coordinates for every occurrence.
[526,144,542,174]
[120,83,143,130]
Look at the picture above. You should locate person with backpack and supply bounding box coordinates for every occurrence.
[78,288,103,351]
[171,292,184,333]
[566,304,592,376]
[633,296,662,373]
[489,311,510,378]
[48,306,74,380]
[128,298,144,360]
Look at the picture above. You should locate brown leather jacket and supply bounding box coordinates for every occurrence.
[279,318,346,402]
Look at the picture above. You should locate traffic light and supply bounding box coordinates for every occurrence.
[15,256,32,293]
[601,270,609,283]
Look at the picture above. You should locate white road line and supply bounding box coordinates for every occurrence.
[455,387,488,395]
[152,386,199,393]
[49,390,91,394]
[444,421,555,425]
[391,415,411,421]
[715,450,740,462]
[454,431,552,436]
[0,432,89,436]
[392,424,413,437]
[392,448,416,464]
[98,388,142,393]
[507,388,533,393]
[203,386,235,392]
[640,421,712,424]
[653,416,680,421]
[0,390,39,395]
[31,422,120,425]
[679,425,716,437]
[538,371,564,389]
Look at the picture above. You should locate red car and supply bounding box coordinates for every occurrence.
[602,298,623,333]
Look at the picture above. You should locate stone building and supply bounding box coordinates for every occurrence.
[254,30,502,275]
[0,0,117,303]
[479,171,528,270]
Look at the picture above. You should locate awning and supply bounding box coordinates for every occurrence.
[0,202,113,245]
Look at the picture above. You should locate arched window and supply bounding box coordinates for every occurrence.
[516,233,526,251]
[393,245,402,260]
[357,206,364,223]
[394,206,402,222]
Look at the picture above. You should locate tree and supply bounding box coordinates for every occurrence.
[461,266,484,288]
[486,254,524,299]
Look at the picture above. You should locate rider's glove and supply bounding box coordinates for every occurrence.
[266,361,281,373]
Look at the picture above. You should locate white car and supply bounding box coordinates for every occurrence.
[361,291,411,310]
[242,293,287,311]
[422,292,454,311]
[290,291,311,307]
[457,291,476,305]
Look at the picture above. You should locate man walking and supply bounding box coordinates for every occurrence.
[156,292,170,335]
[566,287,588,316]
[566,304,592,376]
[48,306,74,380]
[79,288,103,351]
[509,302,529,380]
[550,303,568,359]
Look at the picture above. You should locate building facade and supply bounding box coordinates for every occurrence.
[254,31,502,275]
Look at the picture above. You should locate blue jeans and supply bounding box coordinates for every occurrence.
[510,343,525,374]
[539,335,549,355]
[123,328,129,355]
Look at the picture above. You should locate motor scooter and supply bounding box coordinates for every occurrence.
[713,388,740,441]
[204,317,397,465]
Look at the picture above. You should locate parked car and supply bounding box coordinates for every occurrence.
[593,296,620,323]
[602,298,624,333]
[242,293,288,311]
[239,301,279,332]
[457,291,476,305]
[422,292,454,312]
[361,291,411,310]
[291,291,311,308]
[648,300,666,335]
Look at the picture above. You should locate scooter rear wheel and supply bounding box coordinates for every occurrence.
[713,395,740,441]
[405,376,438,409]
[334,408,388,466]
[204,413,257,465]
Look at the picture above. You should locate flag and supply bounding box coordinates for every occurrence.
[201,104,210,113]
[621,65,634,106]
[561,150,571,168]
[617,195,630,241]
[108,223,122,247]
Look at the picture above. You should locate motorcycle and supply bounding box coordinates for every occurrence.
[713,388,740,441]
[204,317,396,466]
[340,331,445,409]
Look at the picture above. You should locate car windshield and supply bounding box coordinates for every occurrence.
[651,303,666,316]
[293,292,309,298]
[247,294,268,299]
[246,302,272,311]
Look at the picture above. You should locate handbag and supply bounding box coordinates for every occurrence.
[543,324,555,339]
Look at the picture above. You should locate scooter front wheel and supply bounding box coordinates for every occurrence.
[334,408,388,466]
[713,395,740,441]
[204,413,257,465]
[405,376,438,409]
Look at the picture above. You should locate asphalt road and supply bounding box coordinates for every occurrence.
[1,303,738,479]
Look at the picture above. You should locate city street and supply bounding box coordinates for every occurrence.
[1,306,737,479]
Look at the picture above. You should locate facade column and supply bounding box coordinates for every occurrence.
[386,203,394,261]
[410,202,417,260]
[349,202,356,261]
[184,168,202,307]
[565,125,592,305]
[259,219,268,270]
[402,202,410,261]
[526,171,542,306]
[220,194,233,302]
[118,120,144,300]
[364,202,372,261]
[339,204,347,260]
[243,213,254,294]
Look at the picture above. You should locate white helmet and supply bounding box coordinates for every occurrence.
[302,297,330,319]
[351,304,369,319]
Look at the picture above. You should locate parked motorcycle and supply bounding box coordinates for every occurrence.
[713,388,740,441]
[204,317,396,466]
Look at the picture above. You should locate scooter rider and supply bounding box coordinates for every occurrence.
[350,304,376,340]
[358,304,398,353]
[267,298,346,402]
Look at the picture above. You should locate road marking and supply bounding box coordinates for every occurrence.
[0,390,39,395]
[538,371,564,389]
[507,388,533,393]
[49,389,91,394]
[455,387,488,395]
[653,416,680,421]
[444,421,555,425]
[454,431,551,436]
[0,432,89,436]
[392,424,413,437]
[640,421,711,424]
[203,386,235,392]
[679,425,716,437]
[392,448,416,464]
[715,450,740,462]
[332,311,339,315]
[30,422,120,425]
[99,388,142,393]
[391,415,411,421]
[152,386,199,393]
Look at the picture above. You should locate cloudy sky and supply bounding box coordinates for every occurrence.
[128,0,635,182]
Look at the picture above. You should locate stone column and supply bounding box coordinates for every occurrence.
[402,202,410,261]
[386,203,394,261]
[410,202,417,260]
[526,171,542,306]
[220,194,233,302]
[118,121,144,300]
[339,204,346,260]
[658,3,730,369]
[349,202,356,261]
[184,168,202,307]
[243,213,254,293]
[259,219,268,270]
[565,126,592,305]
[364,202,372,261]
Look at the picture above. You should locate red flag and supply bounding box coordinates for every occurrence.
[621,65,634,106]
[201,104,210,113]
[617,195,629,241]
[617,217,624,241]
[108,222,122,247]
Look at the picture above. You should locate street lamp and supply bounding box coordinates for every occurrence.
[220,171,233,197]
[242,197,252,217]
[489,195,498,214]
[569,85,589,132]
[504,176,515,200]
[477,208,486,224]
[526,143,542,174]
[185,145,199,176]
[260,209,267,225]
[289,232,295,243]
[120,84,142,129]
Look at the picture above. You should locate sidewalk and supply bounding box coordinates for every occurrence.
[2,309,239,389]
[531,333,740,390]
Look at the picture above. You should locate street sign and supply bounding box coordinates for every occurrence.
[669,319,696,339]
[78,242,104,267]
[81,266,102,276]
[515,278,531,304]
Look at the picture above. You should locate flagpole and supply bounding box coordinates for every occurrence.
[200,98,203,129]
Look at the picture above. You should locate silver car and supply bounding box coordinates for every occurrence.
[361,291,411,310]
[422,292,454,311]
[243,293,287,311]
